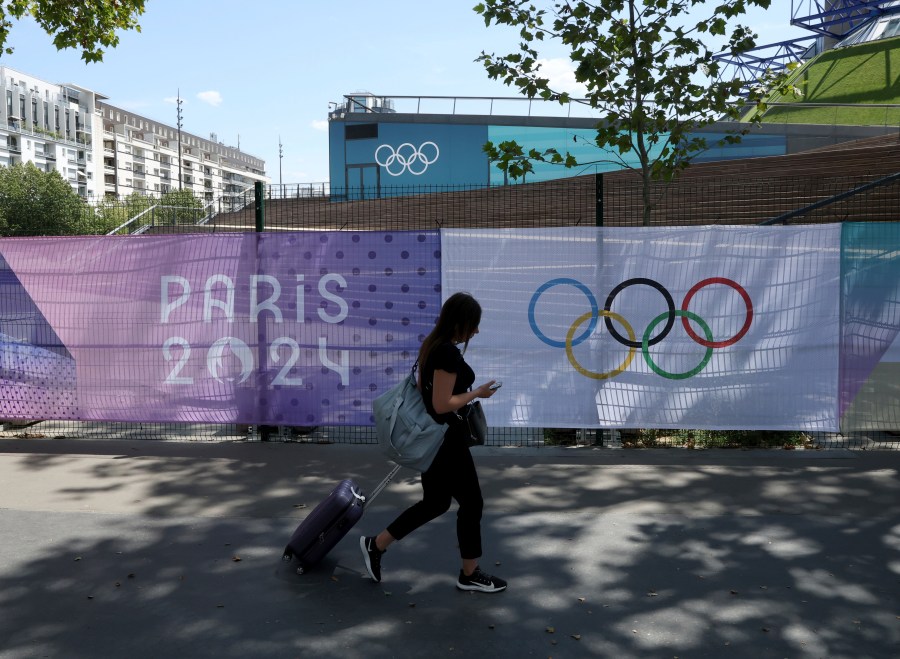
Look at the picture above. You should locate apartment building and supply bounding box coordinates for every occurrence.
[0,67,97,196]
[0,66,267,201]
[96,102,267,201]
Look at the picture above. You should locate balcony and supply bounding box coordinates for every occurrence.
[134,135,153,146]
[4,120,89,147]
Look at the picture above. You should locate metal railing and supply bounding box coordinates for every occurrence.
[330,94,900,128]
[267,183,330,199]
[749,102,900,128]
[104,185,256,235]
[108,204,158,235]
[4,121,91,148]
[760,171,900,225]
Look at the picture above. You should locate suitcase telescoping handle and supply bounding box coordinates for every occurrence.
[363,464,402,511]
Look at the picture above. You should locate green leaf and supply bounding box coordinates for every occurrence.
[0,0,145,61]
[475,0,769,218]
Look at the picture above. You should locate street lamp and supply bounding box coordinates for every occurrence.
[176,90,183,191]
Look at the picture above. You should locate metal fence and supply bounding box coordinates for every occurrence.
[3,172,899,449]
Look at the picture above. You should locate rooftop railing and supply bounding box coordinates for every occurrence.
[330,94,900,128]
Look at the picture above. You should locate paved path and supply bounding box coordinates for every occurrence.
[0,439,897,658]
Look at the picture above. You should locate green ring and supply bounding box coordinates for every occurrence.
[642,310,714,380]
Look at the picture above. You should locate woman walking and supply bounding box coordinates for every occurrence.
[360,292,506,593]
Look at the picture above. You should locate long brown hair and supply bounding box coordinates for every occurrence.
[418,292,482,370]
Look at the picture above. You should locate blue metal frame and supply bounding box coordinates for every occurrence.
[715,1,900,96]
[714,37,818,96]
[791,1,900,39]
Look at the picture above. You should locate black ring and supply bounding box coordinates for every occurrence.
[603,278,676,348]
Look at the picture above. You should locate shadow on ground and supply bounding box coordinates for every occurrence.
[0,440,897,658]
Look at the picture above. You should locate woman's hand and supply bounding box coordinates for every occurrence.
[432,371,498,414]
[472,381,498,399]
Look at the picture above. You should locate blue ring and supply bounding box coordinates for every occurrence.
[528,278,599,348]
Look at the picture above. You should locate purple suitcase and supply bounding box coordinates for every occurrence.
[282,465,400,575]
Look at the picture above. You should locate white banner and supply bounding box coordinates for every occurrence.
[443,226,842,431]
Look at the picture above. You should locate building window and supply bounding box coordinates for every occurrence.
[884,18,900,39]
[346,123,378,140]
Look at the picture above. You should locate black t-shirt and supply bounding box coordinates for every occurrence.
[421,342,475,424]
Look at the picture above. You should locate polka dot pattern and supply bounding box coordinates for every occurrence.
[256,231,442,426]
[0,337,78,419]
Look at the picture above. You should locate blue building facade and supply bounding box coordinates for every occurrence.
[327,93,889,195]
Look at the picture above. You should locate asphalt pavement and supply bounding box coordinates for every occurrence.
[0,438,898,659]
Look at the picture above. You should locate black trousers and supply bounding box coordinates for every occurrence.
[386,426,484,560]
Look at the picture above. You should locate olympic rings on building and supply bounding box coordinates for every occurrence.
[528,276,753,380]
[374,142,440,176]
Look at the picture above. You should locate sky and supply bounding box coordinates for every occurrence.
[1,0,806,184]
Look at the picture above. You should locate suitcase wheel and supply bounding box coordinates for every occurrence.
[282,547,293,562]
[296,565,305,575]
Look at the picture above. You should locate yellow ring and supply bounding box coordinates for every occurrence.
[565,310,636,380]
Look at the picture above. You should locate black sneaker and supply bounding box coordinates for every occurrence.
[360,536,383,583]
[456,567,507,593]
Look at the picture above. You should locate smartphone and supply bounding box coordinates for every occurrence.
[489,381,503,390]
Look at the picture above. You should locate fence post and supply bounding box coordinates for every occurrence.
[594,172,609,446]
[254,182,273,442]
[255,181,265,232]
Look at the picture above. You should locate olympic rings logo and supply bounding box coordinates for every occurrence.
[528,277,753,380]
[374,142,440,176]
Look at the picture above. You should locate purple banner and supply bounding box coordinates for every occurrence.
[0,232,442,425]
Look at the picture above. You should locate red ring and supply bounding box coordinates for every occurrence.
[681,277,753,348]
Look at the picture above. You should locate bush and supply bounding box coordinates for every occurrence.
[95,192,155,234]
[623,429,813,449]
[0,163,96,236]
